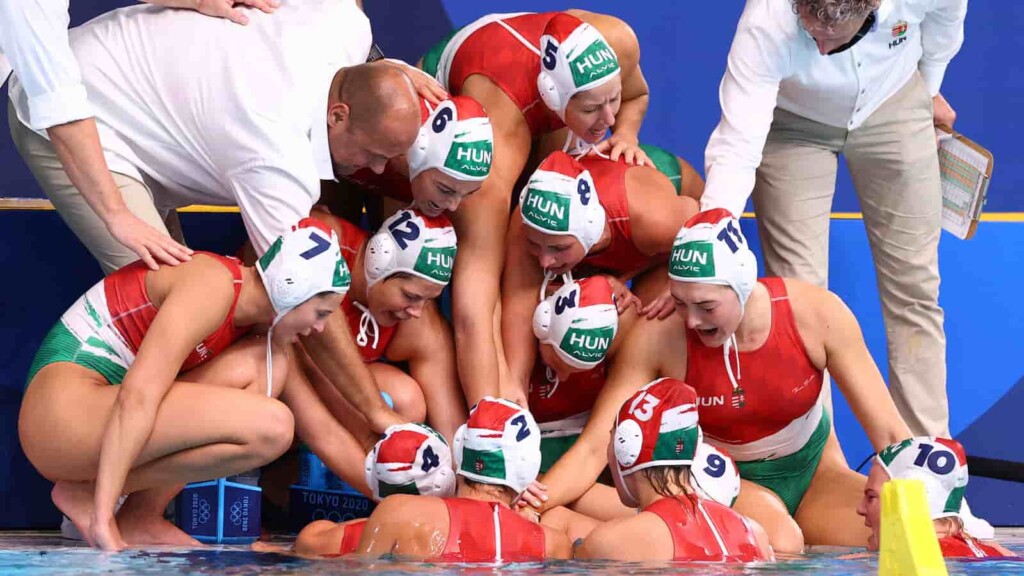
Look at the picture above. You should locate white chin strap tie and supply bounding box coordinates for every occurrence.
[352,301,381,351]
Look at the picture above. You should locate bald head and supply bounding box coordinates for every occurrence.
[327,62,421,175]
[339,63,419,140]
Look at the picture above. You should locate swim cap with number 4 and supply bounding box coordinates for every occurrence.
[876,436,968,520]
[257,218,350,321]
[365,208,458,288]
[520,151,606,253]
[453,398,541,494]
[407,96,493,182]
[669,208,757,311]
[364,423,456,501]
[537,13,621,120]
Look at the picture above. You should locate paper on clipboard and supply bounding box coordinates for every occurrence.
[937,127,993,240]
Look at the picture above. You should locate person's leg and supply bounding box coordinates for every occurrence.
[752,109,846,417]
[752,107,845,287]
[20,338,294,542]
[368,363,427,423]
[114,484,198,546]
[733,479,805,554]
[844,73,948,437]
[8,102,172,274]
[793,433,871,547]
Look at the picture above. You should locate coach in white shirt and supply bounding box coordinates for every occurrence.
[0,0,279,270]
[702,0,965,441]
[8,0,419,441]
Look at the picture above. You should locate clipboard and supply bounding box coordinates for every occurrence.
[936,125,994,240]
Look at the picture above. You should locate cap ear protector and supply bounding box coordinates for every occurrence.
[407,96,493,182]
[537,14,621,120]
[364,208,458,288]
[364,231,399,285]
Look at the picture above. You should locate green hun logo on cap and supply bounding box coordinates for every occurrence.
[333,257,352,290]
[560,325,614,363]
[414,244,457,284]
[670,240,716,278]
[444,138,492,179]
[569,38,619,89]
[522,187,571,232]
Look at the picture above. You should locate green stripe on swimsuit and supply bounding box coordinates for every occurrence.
[420,28,460,80]
[27,321,128,386]
[735,411,831,516]
[639,144,683,196]
[540,434,580,474]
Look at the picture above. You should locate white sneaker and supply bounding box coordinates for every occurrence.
[960,499,995,539]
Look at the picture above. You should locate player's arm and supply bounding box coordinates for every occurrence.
[804,282,911,450]
[279,350,375,494]
[500,214,545,402]
[537,317,668,511]
[386,301,467,443]
[449,77,533,405]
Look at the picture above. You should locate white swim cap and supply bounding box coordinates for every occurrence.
[612,378,702,507]
[519,151,606,254]
[407,96,494,182]
[537,13,621,120]
[669,208,757,313]
[453,398,541,494]
[257,218,351,322]
[691,442,741,508]
[533,276,617,369]
[365,208,458,288]
[364,423,456,501]
[876,436,968,520]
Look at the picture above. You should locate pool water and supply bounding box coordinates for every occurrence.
[1,532,1022,575]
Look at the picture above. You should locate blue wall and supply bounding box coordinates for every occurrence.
[1,0,1021,527]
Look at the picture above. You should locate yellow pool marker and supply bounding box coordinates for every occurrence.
[879,479,948,576]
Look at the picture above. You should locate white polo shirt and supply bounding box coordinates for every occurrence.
[9,0,372,253]
[702,0,967,217]
[0,0,91,129]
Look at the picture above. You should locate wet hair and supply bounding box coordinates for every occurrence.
[463,478,518,504]
[642,466,694,499]
[791,0,880,29]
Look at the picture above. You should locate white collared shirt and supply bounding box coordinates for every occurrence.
[9,0,371,253]
[702,0,967,216]
[0,0,91,129]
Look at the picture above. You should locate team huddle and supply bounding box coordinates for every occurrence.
[9,0,1013,564]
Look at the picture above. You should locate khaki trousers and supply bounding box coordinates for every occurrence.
[8,102,184,275]
[752,73,948,437]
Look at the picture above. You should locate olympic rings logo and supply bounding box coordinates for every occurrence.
[229,501,244,526]
[196,499,211,524]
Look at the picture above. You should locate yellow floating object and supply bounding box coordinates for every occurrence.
[879,479,948,576]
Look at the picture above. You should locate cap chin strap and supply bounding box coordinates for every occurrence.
[263,309,290,400]
[723,333,742,399]
[352,301,381,350]
[539,270,575,302]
